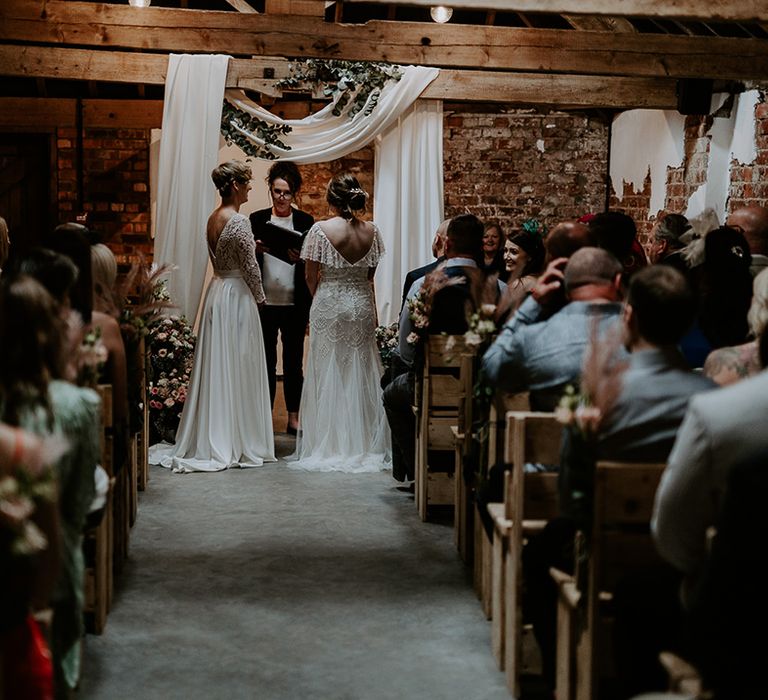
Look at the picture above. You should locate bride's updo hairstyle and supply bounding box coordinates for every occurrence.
[327,173,368,220]
[211,160,252,198]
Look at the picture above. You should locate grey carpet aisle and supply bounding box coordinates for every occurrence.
[80,436,509,700]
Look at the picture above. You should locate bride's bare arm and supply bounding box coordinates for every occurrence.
[305,260,320,296]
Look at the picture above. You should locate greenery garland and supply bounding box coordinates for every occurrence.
[220,59,403,160]
[220,100,293,161]
[277,58,403,119]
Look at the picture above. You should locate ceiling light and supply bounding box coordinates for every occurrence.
[430,5,453,23]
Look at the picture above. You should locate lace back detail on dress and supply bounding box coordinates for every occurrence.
[301,222,384,268]
[213,213,265,304]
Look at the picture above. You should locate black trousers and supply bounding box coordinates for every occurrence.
[259,303,309,413]
[382,371,415,482]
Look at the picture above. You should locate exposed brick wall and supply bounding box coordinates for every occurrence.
[609,90,768,249]
[295,146,375,221]
[57,127,152,264]
[443,110,610,233]
[729,98,768,211]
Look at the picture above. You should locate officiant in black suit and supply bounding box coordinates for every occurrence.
[250,161,314,435]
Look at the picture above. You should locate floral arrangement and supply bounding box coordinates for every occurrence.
[406,266,466,346]
[0,465,56,557]
[554,323,627,439]
[464,303,497,351]
[77,327,108,388]
[146,314,196,443]
[374,321,400,369]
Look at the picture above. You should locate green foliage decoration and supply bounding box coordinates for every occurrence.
[220,100,294,160]
[276,58,403,119]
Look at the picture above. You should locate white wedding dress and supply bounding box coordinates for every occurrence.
[150,213,276,473]
[289,222,391,472]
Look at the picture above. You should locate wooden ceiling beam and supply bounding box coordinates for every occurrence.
[0,44,681,109]
[343,0,768,23]
[1,1,766,80]
[0,97,164,128]
[223,0,259,13]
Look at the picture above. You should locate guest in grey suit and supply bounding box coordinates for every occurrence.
[528,264,715,697]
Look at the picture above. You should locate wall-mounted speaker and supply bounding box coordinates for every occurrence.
[676,79,714,115]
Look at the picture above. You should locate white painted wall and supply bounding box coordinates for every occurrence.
[609,90,760,228]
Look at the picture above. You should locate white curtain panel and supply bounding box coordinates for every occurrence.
[154,54,231,325]
[374,100,444,324]
[222,66,439,163]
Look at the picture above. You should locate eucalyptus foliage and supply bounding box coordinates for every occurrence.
[277,59,403,119]
[220,100,293,160]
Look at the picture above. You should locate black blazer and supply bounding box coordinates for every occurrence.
[428,264,477,335]
[250,207,315,314]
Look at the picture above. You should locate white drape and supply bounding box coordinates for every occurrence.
[223,66,438,163]
[374,100,444,324]
[154,54,230,325]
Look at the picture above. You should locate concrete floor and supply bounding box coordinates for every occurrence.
[80,436,510,700]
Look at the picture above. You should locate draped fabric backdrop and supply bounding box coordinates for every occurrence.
[374,100,444,324]
[154,54,231,325]
[153,56,441,326]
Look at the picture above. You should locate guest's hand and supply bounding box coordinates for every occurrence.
[532,257,567,305]
[255,240,269,255]
[286,248,301,263]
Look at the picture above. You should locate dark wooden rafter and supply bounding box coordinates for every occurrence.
[341,0,768,23]
[0,44,682,109]
[0,1,767,81]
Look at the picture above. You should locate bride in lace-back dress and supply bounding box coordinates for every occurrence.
[290,173,391,472]
[151,161,276,473]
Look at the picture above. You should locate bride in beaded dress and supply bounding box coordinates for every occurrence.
[151,161,276,473]
[289,173,391,472]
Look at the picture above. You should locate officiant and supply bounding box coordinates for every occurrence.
[250,161,315,435]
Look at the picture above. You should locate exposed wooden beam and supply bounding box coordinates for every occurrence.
[1,1,767,80]
[0,45,681,109]
[264,0,325,15]
[344,0,768,23]
[0,97,163,128]
[223,0,259,13]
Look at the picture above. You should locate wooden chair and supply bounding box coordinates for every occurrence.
[415,336,473,521]
[452,352,478,563]
[551,460,666,700]
[83,477,114,634]
[473,392,530,611]
[136,336,149,492]
[487,411,561,690]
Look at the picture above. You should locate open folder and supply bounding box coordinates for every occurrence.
[257,221,304,265]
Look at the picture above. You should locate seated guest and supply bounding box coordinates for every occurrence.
[588,210,646,279]
[526,265,715,695]
[384,214,486,482]
[684,447,768,700]
[653,335,768,609]
[698,225,753,350]
[482,247,624,411]
[1,268,100,697]
[89,240,129,440]
[534,220,596,314]
[727,204,768,277]
[481,220,506,277]
[649,212,694,274]
[703,268,768,386]
[543,219,595,262]
[399,218,450,311]
[495,224,546,322]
